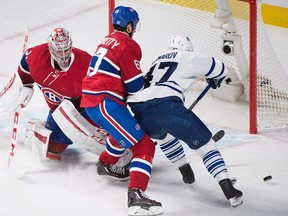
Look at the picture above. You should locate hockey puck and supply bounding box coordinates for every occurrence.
[263,175,272,181]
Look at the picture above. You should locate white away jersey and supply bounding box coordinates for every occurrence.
[127,49,227,103]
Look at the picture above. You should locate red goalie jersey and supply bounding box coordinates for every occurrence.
[17,43,91,111]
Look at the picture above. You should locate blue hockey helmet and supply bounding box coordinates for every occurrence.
[112,6,140,30]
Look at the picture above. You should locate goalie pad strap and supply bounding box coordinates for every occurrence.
[52,100,106,155]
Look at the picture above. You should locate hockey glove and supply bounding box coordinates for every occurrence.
[0,73,34,112]
[206,76,226,89]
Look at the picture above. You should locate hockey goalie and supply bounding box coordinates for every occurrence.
[0,28,109,161]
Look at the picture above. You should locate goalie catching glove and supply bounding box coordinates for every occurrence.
[0,73,34,112]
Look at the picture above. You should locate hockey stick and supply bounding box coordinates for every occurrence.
[188,84,211,110]
[187,84,225,143]
[8,27,29,168]
[212,129,225,142]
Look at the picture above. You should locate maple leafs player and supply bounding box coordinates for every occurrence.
[81,6,163,216]
[128,35,243,207]
[0,28,106,160]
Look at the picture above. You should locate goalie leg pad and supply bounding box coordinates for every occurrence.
[46,140,68,160]
[52,99,107,155]
[25,119,67,161]
[31,121,52,160]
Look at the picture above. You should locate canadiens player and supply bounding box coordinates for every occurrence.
[0,28,107,161]
[128,35,243,207]
[81,6,163,216]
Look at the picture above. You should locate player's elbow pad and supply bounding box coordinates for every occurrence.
[0,73,34,113]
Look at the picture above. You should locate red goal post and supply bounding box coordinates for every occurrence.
[108,0,288,134]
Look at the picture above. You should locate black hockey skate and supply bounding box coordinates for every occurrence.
[219,178,243,207]
[128,188,164,216]
[96,161,130,181]
[179,163,195,184]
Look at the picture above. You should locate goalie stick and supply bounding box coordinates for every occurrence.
[8,27,29,168]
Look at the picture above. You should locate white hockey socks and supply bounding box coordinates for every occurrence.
[156,134,187,168]
[196,139,229,182]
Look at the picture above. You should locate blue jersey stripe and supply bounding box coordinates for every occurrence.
[90,55,120,76]
[125,76,144,94]
[205,57,216,77]
[156,83,182,94]
[214,62,225,78]
[20,54,29,72]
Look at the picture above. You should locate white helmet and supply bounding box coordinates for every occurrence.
[168,35,193,52]
[47,28,72,70]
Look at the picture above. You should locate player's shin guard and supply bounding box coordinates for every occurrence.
[129,135,155,191]
[196,139,229,181]
[157,134,187,168]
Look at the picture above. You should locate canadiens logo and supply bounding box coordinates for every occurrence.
[40,87,66,105]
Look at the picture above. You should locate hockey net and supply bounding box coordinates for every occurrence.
[109,0,288,133]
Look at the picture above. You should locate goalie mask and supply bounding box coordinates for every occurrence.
[168,35,193,52]
[47,28,72,70]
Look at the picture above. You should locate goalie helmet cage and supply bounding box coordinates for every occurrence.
[108,0,288,134]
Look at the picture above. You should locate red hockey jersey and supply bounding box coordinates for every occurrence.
[81,31,144,108]
[18,43,91,111]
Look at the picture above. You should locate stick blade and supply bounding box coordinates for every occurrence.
[212,130,225,142]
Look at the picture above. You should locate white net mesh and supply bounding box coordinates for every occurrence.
[114,0,288,132]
